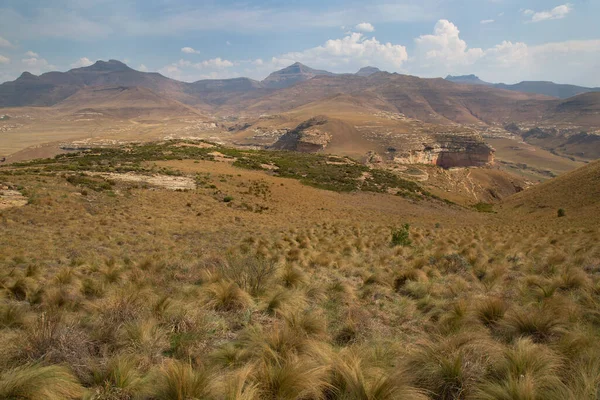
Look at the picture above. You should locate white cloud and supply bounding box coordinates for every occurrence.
[0,55,9,64]
[138,64,148,72]
[0,37,14,48]
[70,57,93,68]
[22,57,49,68]
[200,57,234,68]
[405,20,600,86]
[25,50,39,57]
[524,3,573,22]
[267,31,408,72]
[413,20,484,68]
[159,57,235,81]
[480,19,494,24]
[355,22,375,32]
[181,46,200,54]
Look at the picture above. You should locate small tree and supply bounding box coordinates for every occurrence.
[557,208,566,218]
[391,224,411,247]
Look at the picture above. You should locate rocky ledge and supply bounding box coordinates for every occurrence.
[270,116,331,152]
[391,133,495,168]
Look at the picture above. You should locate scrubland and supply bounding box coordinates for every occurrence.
[1,141,599,399]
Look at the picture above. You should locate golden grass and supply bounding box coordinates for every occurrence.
[0,152,599,398]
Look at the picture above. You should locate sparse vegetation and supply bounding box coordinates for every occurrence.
[391,224,412,247]
[0,142,599,399]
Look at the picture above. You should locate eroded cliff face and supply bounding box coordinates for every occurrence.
[392,133,494,168]
[271,116,331,152]
[272,116,494,168]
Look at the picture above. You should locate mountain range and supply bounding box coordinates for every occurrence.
[446,74,600,99]
[1,59,599,165]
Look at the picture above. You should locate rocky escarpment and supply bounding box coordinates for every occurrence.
[271,116,332,152]
[391,133,494,168]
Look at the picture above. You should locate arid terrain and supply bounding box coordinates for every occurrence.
[1,59,600,399]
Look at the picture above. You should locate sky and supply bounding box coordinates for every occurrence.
[1,0,600,86]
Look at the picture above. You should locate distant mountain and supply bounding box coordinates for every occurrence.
[356,67,381,77]
[54,85,203,119]
[261,62,336,89]
[494,81,600,100]
[0,59,192,107]
[446,74,492,86]
[2,59,598,130]
[445,74,600,99]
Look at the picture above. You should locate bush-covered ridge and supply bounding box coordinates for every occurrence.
[5,140,426,197]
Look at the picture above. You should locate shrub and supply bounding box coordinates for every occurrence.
[210,254,278,296]
[474,203,495,213]
[391,224,411,247]
[557,208,566,218]
[223,195,233,203]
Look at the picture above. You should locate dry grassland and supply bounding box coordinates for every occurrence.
[0,142,599,399]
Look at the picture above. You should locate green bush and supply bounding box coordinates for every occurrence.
[473,203,495,213]
[557,208,566,218]
[391,224,411,247]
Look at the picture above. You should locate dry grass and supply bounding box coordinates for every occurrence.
[0,145,599,398]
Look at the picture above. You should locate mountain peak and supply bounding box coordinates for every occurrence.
[18,71,38,80]
[356,66,381,77]
[445,74,492,86]
[78,59,132,72]
[262,62,336,89]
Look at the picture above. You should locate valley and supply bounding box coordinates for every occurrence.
[1,58,600,399]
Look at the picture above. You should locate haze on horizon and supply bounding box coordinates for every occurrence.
[0,0,599,86]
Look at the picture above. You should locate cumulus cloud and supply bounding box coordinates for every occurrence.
[0,55,9,64]
[200,58,234,68]
[524,4,573,22]
[0,37,14,48]
[181,47,200,54]
[266,31,407,72]
[355,22,375,32]
[138,64,148,72]
[480,19,494,24]
[25,50,39,57]
[22,57,49,68]
[413,20,484,68]
[70,57,93,68]
[159,57,235,81]
[483,41,529,68]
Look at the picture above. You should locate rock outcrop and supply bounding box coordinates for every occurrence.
[271,116,332,152]
[391,133,494,168]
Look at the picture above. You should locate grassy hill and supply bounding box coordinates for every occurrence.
[0,142,599,398]
[499,159,600,226]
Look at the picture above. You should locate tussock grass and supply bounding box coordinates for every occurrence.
[0,364,84,400]
[1,147,600,397]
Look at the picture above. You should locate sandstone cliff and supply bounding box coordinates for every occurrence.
[271,116,332,152]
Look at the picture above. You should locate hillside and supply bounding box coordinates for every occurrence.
[445,74,600,99]
[54,86,204,119]
[500,159,600,224]
[1,140,600,399]
[244,72,552,124]
[0,60,200,107]
[261,62,336,89]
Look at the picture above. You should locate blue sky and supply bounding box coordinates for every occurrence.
[1,0,599,86]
